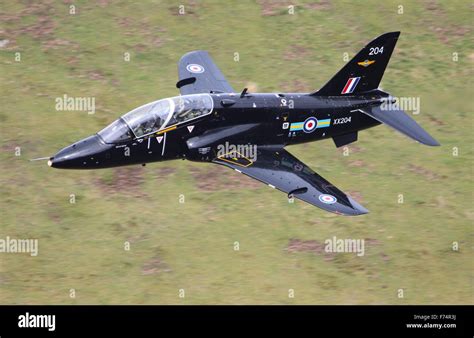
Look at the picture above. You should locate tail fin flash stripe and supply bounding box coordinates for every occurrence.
[341,77,360,94]
[341,78,353,94]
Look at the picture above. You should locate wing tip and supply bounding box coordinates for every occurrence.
[346,197,370,216]
[179,50,209,61]
[422,138,441,147]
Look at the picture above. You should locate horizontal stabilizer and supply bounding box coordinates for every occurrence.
[361,106,440,146]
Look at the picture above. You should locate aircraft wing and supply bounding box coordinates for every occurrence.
[212,147,369,216]
[177,50,234,95]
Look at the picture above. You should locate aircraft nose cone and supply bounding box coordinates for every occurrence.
[50,135,107,169]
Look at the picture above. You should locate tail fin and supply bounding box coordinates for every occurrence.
[311,32,400,96]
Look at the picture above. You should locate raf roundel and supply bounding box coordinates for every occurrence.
[318,194,337,204]
[303,117,318,133]
[186,64,205,74]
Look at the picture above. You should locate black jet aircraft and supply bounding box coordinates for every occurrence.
[48,32,439,216]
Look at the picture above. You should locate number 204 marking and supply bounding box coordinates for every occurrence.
[369,46,384,55]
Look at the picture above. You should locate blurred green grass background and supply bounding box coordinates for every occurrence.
[0,0,472,304]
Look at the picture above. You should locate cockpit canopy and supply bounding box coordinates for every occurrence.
[98,94,213,144]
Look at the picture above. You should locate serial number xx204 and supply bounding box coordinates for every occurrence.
[333,117,352,125]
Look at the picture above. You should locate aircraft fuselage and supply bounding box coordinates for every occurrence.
[49,91,386,169]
